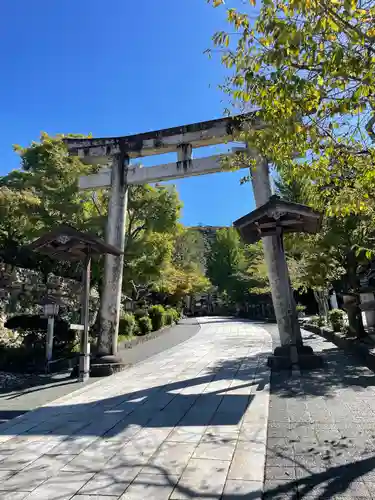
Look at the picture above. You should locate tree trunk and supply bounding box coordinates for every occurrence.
[345,252,366,338]
[313,289,329,320]
[343,294,366,338]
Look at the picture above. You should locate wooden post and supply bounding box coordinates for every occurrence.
[46,316,54,372]
[98,152,129,356]
[79,251,91,382]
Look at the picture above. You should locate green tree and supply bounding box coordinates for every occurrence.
[276,171,374,334]
[172,228,207,274]
[207,228,246,293]
[0,135,185,348]
[208,0,375,215]
[123,185,182,300]
[207,227,268,305]
[152,228,210,305]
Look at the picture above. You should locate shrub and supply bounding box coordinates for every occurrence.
[296,304,306,316]
[164,311,174,326]
[134,308,148,321]
[310,315,326,327]
[329,309,345,332]
[148,305,166,331]
[0,344,45,373]
[171,308,181,322]
[169,308,181,323]
[118,313,136,339]
[137,316,152,336]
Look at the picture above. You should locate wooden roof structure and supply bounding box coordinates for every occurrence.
[28,225,122,262]
[234,195,322,244]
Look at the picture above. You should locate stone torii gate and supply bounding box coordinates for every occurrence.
[64,113,301,359]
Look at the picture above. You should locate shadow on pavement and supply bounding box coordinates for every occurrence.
[3,325,375,498]
[0,352,271,437]
[0,349,271,498]
[263,328,375,499]
[2,375,78,400]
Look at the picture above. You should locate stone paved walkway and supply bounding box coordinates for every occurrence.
[0,317,272,499]
[0,319,200,425]
[265,328,375,500]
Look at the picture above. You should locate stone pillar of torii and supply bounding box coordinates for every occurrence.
[64,113,300,360]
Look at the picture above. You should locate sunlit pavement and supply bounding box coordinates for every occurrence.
[0,317,272,499]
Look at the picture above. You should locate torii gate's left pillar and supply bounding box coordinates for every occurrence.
[99,151,129,357]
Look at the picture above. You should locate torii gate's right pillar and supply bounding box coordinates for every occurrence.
[249,155,323,370]
[250,155,301,347]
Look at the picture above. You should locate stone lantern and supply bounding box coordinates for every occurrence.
[28,225,122,382]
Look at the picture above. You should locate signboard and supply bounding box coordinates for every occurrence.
[70,324,85,331]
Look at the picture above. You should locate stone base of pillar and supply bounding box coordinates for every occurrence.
[267,345,324,370]
[71,354,127,378]
[90,354,127,377]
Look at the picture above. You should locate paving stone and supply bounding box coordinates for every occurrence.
[192,438,236,461]
[266,466,296,480]
[0,493,31,500]
[263,326,375,500]
[78,470,136,496]
[0,470,16,481]
[0,451,42,471]
[263,479,298,499]
[72,496,119,500]
[222,479,263,499]
[266,450,295,469]
[299,480,371,499]
[167,426,205,444]
[203,425,239,442]
[239,420,267,443]
[62,449,115,472]
[23,471,94,500]
[2,454,77,491]
[23,453,76,471]
[141,441,196,475]
[170,458,230,499]
[119,473,179,499]
[0,319,272,500]
[228,441,266,482]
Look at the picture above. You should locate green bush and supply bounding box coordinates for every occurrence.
[134,308,148,320]
[168,307,181,323]
[171,308,181,322]
[118,313,136,339]
[296,304,306,316]
[329,309,345,332]
[148,305,166,331]
[0,345,45,373]
[137,316,152,336]
[164,311,174,325]
[310,315,326,327]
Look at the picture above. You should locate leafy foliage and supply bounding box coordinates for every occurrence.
[136,316,152,336]
[148,305,166,331]
[207,227,269,304]
[310,315,326,328]
[329,308,346,332]
[208,0,375,215]
[0,134,211,350]
[118,313,136,339]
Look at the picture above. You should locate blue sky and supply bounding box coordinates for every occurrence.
[0,0,255,226]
